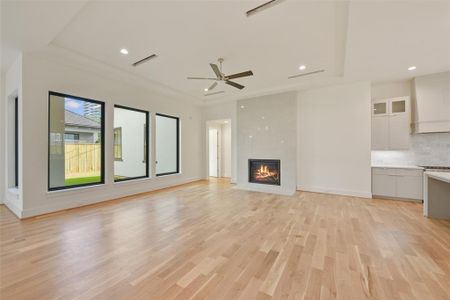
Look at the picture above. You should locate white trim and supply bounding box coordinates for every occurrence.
[297,185,372,198]
[4,198,22,218]
[21,178,202,218]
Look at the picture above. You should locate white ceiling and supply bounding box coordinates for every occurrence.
[2,1,450,104]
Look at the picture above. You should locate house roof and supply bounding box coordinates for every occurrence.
[65,110,100,129]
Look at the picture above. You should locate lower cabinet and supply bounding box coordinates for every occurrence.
[372,167,423,200]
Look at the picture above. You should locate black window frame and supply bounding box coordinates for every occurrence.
[48,91,105,191]
[155,113,180,176]
[113,105,150,182]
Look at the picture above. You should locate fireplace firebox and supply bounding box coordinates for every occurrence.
[248,159,280,186]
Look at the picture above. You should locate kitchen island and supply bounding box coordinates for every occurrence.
[423,171,450,220]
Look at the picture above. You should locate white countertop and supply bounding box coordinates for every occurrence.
[371,164,424,170]
[425,171,450,184]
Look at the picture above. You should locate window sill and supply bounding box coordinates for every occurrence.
[114,177,151,185]
[47,183,107,195]
[156,172,181,177]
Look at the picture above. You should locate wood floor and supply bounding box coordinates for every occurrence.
[1,179,450,300]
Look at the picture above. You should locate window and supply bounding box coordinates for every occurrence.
[114,127,122,161]
[114,105,149,182]
[155,113,179,176]
[48,92,105,190]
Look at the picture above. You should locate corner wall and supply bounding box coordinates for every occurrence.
[15,52,203,218]
[297,81,372,198]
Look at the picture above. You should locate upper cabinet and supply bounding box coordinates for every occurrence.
[412,72,450,133]
[372,97,410,150]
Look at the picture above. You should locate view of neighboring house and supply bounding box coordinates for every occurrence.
[64,110,100,144]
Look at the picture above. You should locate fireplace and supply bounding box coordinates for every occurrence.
[248,159,280,186]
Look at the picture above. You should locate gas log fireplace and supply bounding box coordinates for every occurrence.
[248,159,280,186]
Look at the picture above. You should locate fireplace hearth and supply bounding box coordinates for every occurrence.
[248,159,280,186]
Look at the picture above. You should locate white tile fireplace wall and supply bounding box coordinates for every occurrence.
[236,92,297,195]
[372,132,450,166]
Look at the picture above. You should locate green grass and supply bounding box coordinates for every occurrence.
[65,176,101,186]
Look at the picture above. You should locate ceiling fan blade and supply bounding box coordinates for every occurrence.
[187,77,218,80]
[204,91,225,97]
[208,82,218,91]
[210,64,222,78]
[226,80,245,90]
[226,70,253,80]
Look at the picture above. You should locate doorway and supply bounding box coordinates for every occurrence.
[207,119,231,179]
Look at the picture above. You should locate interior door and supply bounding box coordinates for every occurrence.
[209,129,218,177]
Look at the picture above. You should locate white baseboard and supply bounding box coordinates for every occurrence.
[21,178,202,218]
[297,185,372,198]
[4,198,22,218]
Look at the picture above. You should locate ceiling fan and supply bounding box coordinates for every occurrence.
[187,58,254,92]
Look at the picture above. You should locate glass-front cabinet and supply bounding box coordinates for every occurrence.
[371,97,410,150]
[372,98,407,116]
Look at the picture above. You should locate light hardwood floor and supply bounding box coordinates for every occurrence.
[1,179,449,300]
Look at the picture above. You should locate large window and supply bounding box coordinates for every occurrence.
[48,92,105,190]
[114,105,149,181]
[155,113,179,176]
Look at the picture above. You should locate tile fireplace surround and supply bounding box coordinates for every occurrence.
[236,92,297,195]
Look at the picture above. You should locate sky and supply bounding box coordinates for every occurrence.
[64,97,85,115]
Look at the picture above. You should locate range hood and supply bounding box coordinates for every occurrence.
[411,72,450,133]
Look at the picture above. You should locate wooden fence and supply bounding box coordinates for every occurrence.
[65,144,101,179]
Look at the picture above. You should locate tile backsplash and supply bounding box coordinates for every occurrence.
[372,132,450,167]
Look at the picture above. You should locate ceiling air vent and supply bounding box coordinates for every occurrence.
[246,0,286,17]
[132,54,158,67]
[204,91,225,97]
[288,69,325,79]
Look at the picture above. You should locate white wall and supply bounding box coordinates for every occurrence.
[221,122,231,178]
[371,80,411,100]
[0,72,5,204]
[3,55,22,215]
[12,51,203,218]
[297,81,372,198]
[203,102,237,182]
[237,92,297,195]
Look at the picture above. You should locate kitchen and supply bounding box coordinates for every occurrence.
[371,71,450,220]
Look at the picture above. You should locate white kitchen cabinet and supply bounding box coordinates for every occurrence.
[372,167,423,200]
[371,97,410,150]
[372,115,389,150]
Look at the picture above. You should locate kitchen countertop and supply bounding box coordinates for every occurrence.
[371,164,424,170]
[424,171,450,184]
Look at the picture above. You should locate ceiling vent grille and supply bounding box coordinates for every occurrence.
[246,0,285,17]
[132,54,158,67]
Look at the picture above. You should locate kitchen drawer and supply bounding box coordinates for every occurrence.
[396,169,423,177]
[396,175,423,200]
[372,168,397,176]
[373,174,396,197]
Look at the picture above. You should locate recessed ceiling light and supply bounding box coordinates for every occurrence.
[120,48,128,55]
[204,88,208,92]
[224,120,229,124]
[408,66,416,71]
[240,105,245,109]
[299,65,306,70]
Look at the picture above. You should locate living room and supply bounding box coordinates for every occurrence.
[1,1,449,299]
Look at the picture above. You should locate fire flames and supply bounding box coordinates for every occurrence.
[255,164,278,180]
